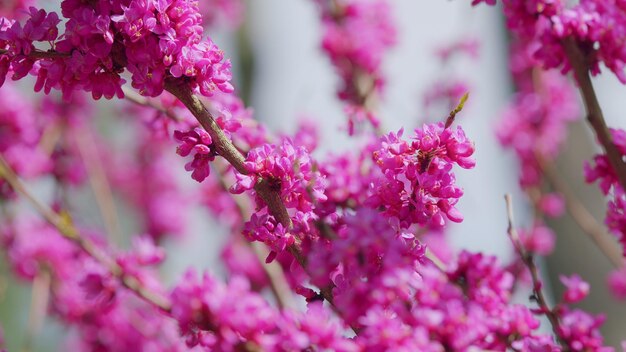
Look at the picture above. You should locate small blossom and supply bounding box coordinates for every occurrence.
[174,127,215,182]
[560,274,590,303]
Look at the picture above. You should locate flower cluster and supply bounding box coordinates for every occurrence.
[369,123,475,228]
[0,0,233,99]
[174,127,215,183]
[313,0,396,132]
[199,0,245,29]
[170,270,356,351]
[231,139,326,260]
[0,217,182,351]
[585,128,626,259]
[0,0,623,351]
[473,0,626,84]
[496,70,579,187]
[308,209,426,324]
[0,0,34,18]
[111,133,190,241]
[0,83,50,197]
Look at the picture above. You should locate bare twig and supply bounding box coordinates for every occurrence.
[504,194,567,349]
[536,153,624,268]
[213,163,294,310]
[21,270,50,352]
[74,125,122,245]
[163,79,347,325]
[0,155,171,312]
[562,38,626,192]
[122,86,181,122]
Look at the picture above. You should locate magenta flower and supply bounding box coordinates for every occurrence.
[174,127,215,182]
[369,123,474,228]
[560,274,590,303]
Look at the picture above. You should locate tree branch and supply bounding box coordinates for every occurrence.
[0,48,70,59]
[504,194,567,349]
[0,155,172,312]
[562,37,626,193]
[161,80,352,323]
[536,153,624,268]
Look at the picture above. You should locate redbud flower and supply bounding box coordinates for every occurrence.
[539,193,566,218]
[174,127,215,182]
[369,123,475,228]
[520,225,556,256]
[608,268,626,300]
[560,274,590,303]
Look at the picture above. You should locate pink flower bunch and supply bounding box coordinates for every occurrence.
[608,267,626,299]
[519,224,557,256]
[496,70,579,187]
[170,270,356,351]
[233,139,326,210]
[0,217,182,351]
[318,146,379,212]
[111,136,190,240]
[561,274,590,303]
[0,0,623,350]
[174,127,216,183]
[585,129,626,253]
[0,0,34,18]
[199,0,245,29]
[308,209,426,323]
[0,0,234,99]
[369,123,475,228]
[313,0,396,132]
[474,0,626,83]
[559,308,610,351]
[231,139,326,260]
[0,83,50,196]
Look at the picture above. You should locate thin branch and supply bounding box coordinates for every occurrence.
[162,79,347,322]
[536,153,624,268]
[123,86,296,310]
[0,48,70,59]
[74,125,123,245]
[122,86,181,122]
[562,37,626,193]
[213,163,294,310]
[21,270,50,352]
[504,194,567,349]
[0,155,172,312]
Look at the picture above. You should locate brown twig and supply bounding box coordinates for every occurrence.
[123,84,295,310]
[74,125,123,245]
[536,153,624,268]
[562,37,626,193]
[0,155,172,312]
[0,48,70,59]
[5,47,342,332]
[504,194,567,349]
[122,86,181,122]
[21,270,50,352]
[213,162,294,310]
[162,79,347,323]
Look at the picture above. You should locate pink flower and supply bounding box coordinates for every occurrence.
[560,274,590,303]
[174,127,215,182]
[608,268,626,300]
[520,225,556,256]
[539,193,565,218]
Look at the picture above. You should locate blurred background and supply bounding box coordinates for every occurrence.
[1,0,625,350]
